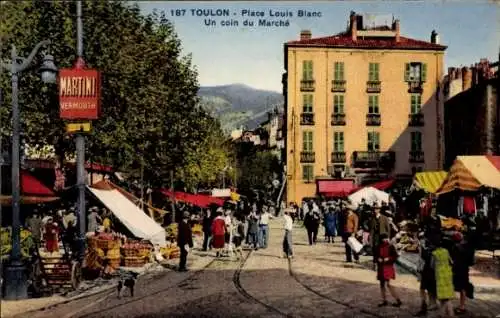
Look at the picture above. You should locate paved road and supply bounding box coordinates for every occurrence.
[25,220,500,318]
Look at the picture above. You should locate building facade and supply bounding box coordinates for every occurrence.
[283,11,447,204]
[443,59,499,167]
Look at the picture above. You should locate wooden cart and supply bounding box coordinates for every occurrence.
[34,247,82,293]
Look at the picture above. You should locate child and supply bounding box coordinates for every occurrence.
[432,239,455,317]
[232,216,245,260]
[375,233,402,307]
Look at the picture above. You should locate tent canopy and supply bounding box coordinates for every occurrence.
[160,190,225,208]
[349,179,395,194]
[0,170,59,205]
[88,185,166,246]
[348,187,389,208]
[437,155,500,194]
[414,171,448,194]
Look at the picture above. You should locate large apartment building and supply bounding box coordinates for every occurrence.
[283,12,447,204]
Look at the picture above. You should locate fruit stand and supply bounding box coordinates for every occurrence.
[1,227,35,260]
[121,241,153,267]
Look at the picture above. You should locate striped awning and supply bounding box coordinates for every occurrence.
[437,156,500,194]
[414,171,448,193]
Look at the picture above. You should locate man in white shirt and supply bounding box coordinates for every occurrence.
[282,209,293,258]
[258,206,273,249]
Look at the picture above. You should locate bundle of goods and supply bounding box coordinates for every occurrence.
[1,227,34,260]
[159,241,180,259]
[192,224,203,236]
[440,217,464,231]
[165,223,178,241]
[393,231,419,253]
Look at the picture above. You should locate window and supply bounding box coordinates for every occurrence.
[302,165,314,181]
[302,131,313,151]
[369,63,380,81]
[302,60,313,80]
[410,94,422,114]
[333,132,344,152]
[367,132,380,151]
[333,95,344,114]
[368,95,379,114]
[405,63,427,82]
[303,94,313,113]
[334,62,344,81]
[411,131,422,151]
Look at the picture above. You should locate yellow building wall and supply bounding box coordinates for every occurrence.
[286,48,445,205]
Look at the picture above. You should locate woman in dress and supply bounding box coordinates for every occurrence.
[375,233,402,307]
[44,218,60,253]
[432,240,455,317]
[211,210,226,257]
[323,206,337,243]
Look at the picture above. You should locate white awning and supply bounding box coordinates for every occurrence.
[88,187,166,246]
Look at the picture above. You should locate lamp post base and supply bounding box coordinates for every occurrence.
[3,261,28,300]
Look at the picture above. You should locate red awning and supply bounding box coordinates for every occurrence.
[159,190,225,208]
[21,170,56,196]
[317,180,356,197]
[350,179,395,194]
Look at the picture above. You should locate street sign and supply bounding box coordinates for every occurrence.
[59,68,101,119]
[66,122,91,133]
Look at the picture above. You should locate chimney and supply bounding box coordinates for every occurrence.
[461,67,472,90]
[349,11,357,41]
[392,19,400,42]
[300,30,311,41]
[431,30,439,44]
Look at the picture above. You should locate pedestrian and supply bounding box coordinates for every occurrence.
[369,203,391,266]
[202,209,212,251]
[224,210,232,255]
[343,205,360,263]
[87,207,101,233]
[232,215,245,260]
[62,208,77,230]
[415,235,438,316]
[211,209,226,257]
[247,210,259,250]
[450,232,473,315]
[177,211,194,272]
[323,206,337,243]
[375,233,402,307]
[304,205,321,245]
[26,211,43,248]
[432,239,455,317]
[282,208,293,258]
[44,217,60,253]
[258,206,273,249]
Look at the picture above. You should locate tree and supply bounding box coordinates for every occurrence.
[0,1,229,188]
[236,146,281,196]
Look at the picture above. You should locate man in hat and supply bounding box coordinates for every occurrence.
[177,211,194,271]
[343,205,360,262]
[63,207,77,230]
[87,207,101,233]
[369,202,391,265]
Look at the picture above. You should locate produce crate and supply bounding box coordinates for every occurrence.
[106,248,121,259]
[122,256,148,268]
[107,257,121,269]
[96,239,120,250]
[122,248,140,258]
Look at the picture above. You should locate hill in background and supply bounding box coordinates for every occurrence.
[198,84,284,132]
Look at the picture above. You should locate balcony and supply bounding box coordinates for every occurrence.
[408,81,423,93]
[300,113,315,125]
[331,113,346,126]
[331,151,346,163]
[409,150,425,163]
[352,151,396,169]
[366,113,381,126]
[408,113,424,126]
[331,80,346,92]
[300,79,315,92]
[366,81,381,93]
[300,151,315,163]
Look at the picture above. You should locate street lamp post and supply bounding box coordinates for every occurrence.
[1,41,58,300]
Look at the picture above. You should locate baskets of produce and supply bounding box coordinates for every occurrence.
[192,224,203,235]
[106,248,121,259]
[165,223,178,240]
[123,256,148,268]
[121,242,152,258]
[441,217,464,231]
[107,257,121,269]
[169,247,180,259]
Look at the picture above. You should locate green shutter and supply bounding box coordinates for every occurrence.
[375,63,379,81]
[308,61,313,80]
[339,95,344,113]
[404,63,410,82]
[302,61,307,79]
[411,95,416,114]
[421,63,427,82]
[375,132,380,149]
[302,132,307,150]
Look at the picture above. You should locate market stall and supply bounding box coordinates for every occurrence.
[348,186,389,208]
[0,169,60,206]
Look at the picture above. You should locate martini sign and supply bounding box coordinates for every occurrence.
[59,67,101,119]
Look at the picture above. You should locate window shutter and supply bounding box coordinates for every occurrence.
[302,132,307,150]
[340,95,344,113]
[308,61,313,80]
[339,62,344,80]
[421,63,427,82]
[375,63,379,81]
[302,61,307,79]
[404,63,410,82]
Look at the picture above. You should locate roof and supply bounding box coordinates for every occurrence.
[286,31,447,51]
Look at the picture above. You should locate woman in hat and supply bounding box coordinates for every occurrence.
[44,217,60,253]
[211,209,226,257]
[375,233,402,307]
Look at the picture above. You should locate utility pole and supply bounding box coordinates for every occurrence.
[170,170,175,224]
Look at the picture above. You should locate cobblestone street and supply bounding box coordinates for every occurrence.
[15,220,500,318]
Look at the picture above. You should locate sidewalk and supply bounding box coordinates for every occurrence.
[397,250,500,293]
[0,251,211,318]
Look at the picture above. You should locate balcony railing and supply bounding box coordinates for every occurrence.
[331,113,346,126]
[366,113,381,126]
[409,150,425,163]
[366,81,381,93]
[300,151,315,163]
[300,79,315,92]
[331,80,346,92]
[408,113,424,126]
[408,81,423,93]
[352,151,396,169]
[300,113,315,125]
[331,151,346,163]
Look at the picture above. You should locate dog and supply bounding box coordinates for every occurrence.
[117,272,139,298]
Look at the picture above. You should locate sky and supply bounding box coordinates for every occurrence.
[138,1,499,92]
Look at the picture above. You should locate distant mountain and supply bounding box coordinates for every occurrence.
[198,84,283,132]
